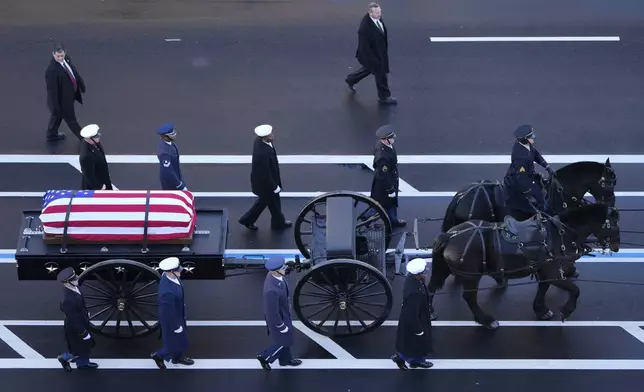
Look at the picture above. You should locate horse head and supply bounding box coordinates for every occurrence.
[556,203,620,253]
[550,159,617,209]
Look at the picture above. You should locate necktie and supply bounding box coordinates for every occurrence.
[63,62,78,91]
[377,20,384,33]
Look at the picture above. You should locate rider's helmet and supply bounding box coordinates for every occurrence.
[514,124,535,144]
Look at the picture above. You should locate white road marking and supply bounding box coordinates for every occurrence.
[361,157,419,192]
[164,38,182,42]
[0,154,640,164]
[430,36,621,42]
[621,325,644,344]
[292,321,356,359]
[0,325,44,359]
[1,191,643,198]
[1,320,643,328]
[1,358,644,370]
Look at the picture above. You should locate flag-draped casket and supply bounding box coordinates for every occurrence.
[40,190,196,242]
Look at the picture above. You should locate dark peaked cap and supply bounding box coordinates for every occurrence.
[376,125,395,139]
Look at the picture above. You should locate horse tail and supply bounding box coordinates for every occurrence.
[430,232,452,291]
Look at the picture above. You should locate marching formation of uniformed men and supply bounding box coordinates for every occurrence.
[45,43,86,141]
[391,258,434,370]
[257,256,302,370]
[503,125,554,220]
[369,125,406,227]
[151,257,194,369]
[79,124,113,191]
[238,124,292,230]
[156,122,187,191]
[56,267,98,371]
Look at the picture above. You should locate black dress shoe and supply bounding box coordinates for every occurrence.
[238,219,258,230]
[346,80,356,92]
[390,354,408,370]
[379,97,398,105]
[78,362,99,369]
[172,357,194,366]
[410,361,433,369]
[57,355,72,372]
[256,355,271,371]
[151,353,166,369]
[392,219,406,227]
[47,133,66,141]
[280,359,302,367]
[271,220,292,230]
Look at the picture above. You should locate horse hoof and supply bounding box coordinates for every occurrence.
[537,310,554,320]
[430,312,438,321]
[560,313,569,322]
[483,320,499,330]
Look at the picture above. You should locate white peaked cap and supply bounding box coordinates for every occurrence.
[159,257,181,271]
[406,258,427,274]
[80,124,100,138]
[254,124,273,137]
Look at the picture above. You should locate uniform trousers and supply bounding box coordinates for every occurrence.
[345,67,391,99]
[396,352,429,365]
[365,206,399,223]
[154,346,184,362]
[259,343,294,365]
[240,193,286,226]
[59,352,90,367]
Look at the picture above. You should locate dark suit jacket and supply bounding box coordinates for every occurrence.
[355,13,390,74]
[250,137,283,197]
[45,56,86,114]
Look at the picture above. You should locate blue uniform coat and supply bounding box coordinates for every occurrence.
[60,287,94,357]
[262,274,294,347]
[158,274,188,355]
[157,141,185,190]
[504,141,548,213]
[370,142,399,210]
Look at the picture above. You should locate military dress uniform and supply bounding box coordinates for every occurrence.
[503,125,554,220]
[257,257,302,371]
[369,125,406,227]
[151,257,194,369]
[78,124,113,191]
[391,258,433,370]
[156,122,187,191]
[56,267,98,371]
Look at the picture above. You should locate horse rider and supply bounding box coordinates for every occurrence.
[503,125,555,220]
[369,125,406,227]
[56,267,98,371]
[157,122,187,191]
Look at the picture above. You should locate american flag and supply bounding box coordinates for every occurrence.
[40,190,196,242]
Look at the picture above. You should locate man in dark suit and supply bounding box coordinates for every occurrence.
[257,256,302,371]
[391,258,433,370]
[238,124,292,230]
[156,122,187,191]
[345,3,397,105]
[78,124,113,190]
[151,257,194,369]
[45,44,86,141]
[56,267,98,371]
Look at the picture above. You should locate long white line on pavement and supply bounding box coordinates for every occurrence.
[291,321,355,360]
[430,36,621,42]
[1,320,643,327]
[0,325,44,359]
[1,358,643,370]
[0,154,640,164]
[2,191,644,198]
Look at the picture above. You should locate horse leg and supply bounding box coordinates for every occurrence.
[551,279,580,321]
[462,277,499,330]
[532,281,554,320]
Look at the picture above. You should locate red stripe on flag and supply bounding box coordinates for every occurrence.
[43,220,192,228]
[43,204,193,215]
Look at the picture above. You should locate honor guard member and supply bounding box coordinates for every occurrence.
[503,125,554,220]
[79,124,113,191]
[151,257,194,369]
[239,124,292,230]
[257,256,302,371]
[369,125,406,227]
[391,258,433,370]
[56,267,98,371]
[157,122,187,191]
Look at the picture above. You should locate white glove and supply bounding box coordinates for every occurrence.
[388,192,396,198]
[415,331,424,336]
[274,186,281,194]
[101,184,106,190]
[83,333,91,340]
[279,326,289,333]
[181,186,188,191]
[174,326,183,333]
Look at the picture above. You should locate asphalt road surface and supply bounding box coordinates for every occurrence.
[2,0,644,391]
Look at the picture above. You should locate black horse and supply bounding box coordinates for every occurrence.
[427,203,620,329]
[441,159,616,232]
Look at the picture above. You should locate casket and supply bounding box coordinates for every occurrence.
[39,190,196,244]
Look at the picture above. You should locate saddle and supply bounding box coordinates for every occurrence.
[503,215,543,243]
[496,215,550,270]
